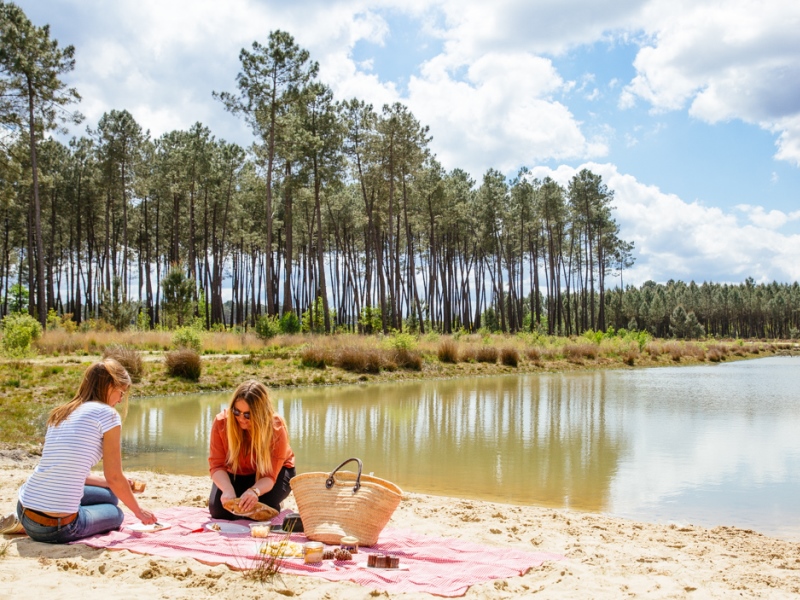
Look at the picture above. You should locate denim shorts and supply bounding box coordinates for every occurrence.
[18,485,124,544]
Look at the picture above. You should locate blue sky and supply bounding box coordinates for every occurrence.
[14,0,800,286]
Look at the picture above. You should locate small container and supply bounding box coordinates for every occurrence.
[303,541,324,564]
[130,479,146,494]
[340,535,359,554]
[367,554,378,568]
[387,555,400,569]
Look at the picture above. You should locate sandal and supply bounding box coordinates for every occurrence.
[0,513,25,535]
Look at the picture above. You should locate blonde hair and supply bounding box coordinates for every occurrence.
[47,358,132,427]
[226,380,279,477]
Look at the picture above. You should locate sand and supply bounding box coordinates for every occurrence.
[1,449,799,599]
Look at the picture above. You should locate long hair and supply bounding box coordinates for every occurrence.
[225,380,278,477]
[47,358,132,427]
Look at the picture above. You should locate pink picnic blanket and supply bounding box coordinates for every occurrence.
[74,507,562,597]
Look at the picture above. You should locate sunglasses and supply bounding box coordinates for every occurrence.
[232,407,251,420]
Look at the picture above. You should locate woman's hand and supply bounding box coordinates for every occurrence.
[135,508,158,525]
[237,487,259,512]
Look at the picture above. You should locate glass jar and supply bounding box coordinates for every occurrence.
[303,541,324,564]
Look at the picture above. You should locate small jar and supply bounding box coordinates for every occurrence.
[340,535,359,554]
[367,554,378,568]
[303,541,324,564]
[387,555,400,569]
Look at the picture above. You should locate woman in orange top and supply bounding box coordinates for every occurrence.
[208,380,295,519]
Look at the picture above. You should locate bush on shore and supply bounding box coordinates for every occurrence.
[102,344,144,382]
[165,348,202,380]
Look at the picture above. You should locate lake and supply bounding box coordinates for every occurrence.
[120,355,800,541]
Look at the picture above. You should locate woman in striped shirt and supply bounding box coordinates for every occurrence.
[13,358,157,543]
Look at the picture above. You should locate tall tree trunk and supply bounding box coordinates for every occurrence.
[26,78,47,326]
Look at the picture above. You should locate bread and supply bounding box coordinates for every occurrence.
[222,498,278,521]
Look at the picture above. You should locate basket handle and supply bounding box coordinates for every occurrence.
[325,457,363,493]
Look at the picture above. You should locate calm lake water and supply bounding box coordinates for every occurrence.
[121,355,800,541]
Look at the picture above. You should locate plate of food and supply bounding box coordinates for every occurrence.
[204,522,251,534]
[222,498,278,521]
[254,540,305,558]
[127,521,171,533]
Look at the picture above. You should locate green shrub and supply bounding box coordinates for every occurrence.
[165,348,202,380]
[255,314,280,340]
[385,331,417,352]
[172,326,202,353]
[1,313,43,357]
[279,311,301,334]
[102,344,145,383]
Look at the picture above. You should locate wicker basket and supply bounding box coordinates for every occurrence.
[290,457,403,546]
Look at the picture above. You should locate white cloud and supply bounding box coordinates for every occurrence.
[407,52,606,175]
[622,0,800,164]
[529,163,800,284]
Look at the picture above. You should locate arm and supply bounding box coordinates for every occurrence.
[85,473,110,487]
[102,426,157,525]
[237,420,291,512]
[209,415,236,505]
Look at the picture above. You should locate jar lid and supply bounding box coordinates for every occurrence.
[340,536,358,544]
[304,541,324,549]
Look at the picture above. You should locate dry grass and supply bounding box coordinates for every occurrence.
[645,342,663,359]
[164,348,202,380]
[564,343,599,362]
[499,346,519,367]
[300,345,328,369]
[475,345,499,364]
[524,346,546,368]
[684,343,706,361]
[437,339,459,363]
[622,345,640,366]
[242,532,292,585]
[335,345,384,373]
[392,348,423,371]
[662,341,684,362]
[102,344,144,382]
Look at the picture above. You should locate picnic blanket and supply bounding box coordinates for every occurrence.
[74,507,563,597]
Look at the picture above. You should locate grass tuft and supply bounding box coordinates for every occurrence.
[475,346,499,364]
[164,348,202,380]
[499,346,519,367]
[103,344,145,382]
[300,346,328,369]
[437,339,459,364]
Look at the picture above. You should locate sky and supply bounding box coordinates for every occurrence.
[14,0,800,287]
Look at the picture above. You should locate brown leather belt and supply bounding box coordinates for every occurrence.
[22,508,78,527]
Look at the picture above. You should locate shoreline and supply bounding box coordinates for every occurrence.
[2,453,799,598]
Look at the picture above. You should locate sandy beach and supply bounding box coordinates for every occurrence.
[1,449,799,599]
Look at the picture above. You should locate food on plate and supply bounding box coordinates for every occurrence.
[208,523,221,531]
[258,540,304,558]
[222,498,278,521]
[250,524,271,538]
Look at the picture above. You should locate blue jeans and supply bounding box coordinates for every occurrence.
[17,485,124,544]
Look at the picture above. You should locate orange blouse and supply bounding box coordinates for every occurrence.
[208,410,295,478]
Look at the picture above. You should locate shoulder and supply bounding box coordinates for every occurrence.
[79,401,120,426]
[212,410,228,429]
[272,414,287,432]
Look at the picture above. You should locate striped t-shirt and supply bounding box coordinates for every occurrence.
[19,401,121,513]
